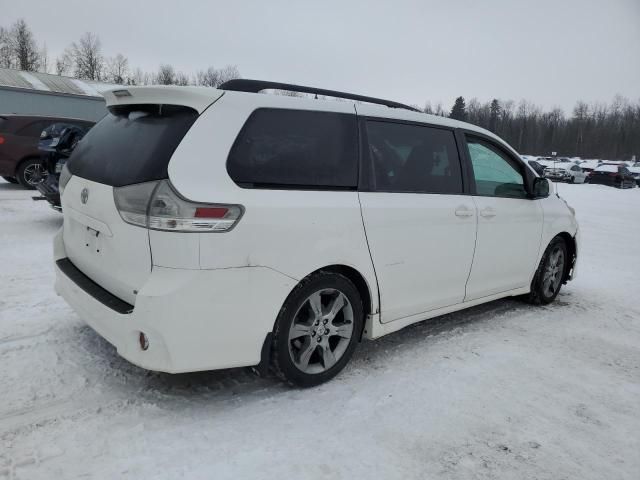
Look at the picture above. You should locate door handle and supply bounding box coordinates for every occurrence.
[454,206,474,218]
[480,207,496,218]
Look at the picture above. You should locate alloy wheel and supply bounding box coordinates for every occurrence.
[23,163,48,186]
[288,288,354,374]
[542,247,565,296]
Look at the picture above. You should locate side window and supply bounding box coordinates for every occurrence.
[227,109,358,189]
[365,121,463,194]
[17,121,49,138]
[466,137,527,198]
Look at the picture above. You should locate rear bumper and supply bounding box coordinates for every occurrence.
[54,229,296,373]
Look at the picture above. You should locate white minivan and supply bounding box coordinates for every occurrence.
[54,80,579,387]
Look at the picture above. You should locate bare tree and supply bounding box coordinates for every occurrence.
[156,64,176,85]
[69,32,104,80]
[55,50,72,75]
[129,67,145,85]
[8,19,40,71]
[0,26,14,68]
[196,66,220,87]
[38,43,49,73]
[174,71,191,86]
[105,53,129,84]
[217,64,241,85]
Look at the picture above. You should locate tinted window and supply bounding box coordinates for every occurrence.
[366,121,462,194]
[466,137,527,198]
[17,121,50,137]
[227,109,358,189]
[68,105,197,187]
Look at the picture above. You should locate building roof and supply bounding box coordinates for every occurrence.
[0,67,118,98]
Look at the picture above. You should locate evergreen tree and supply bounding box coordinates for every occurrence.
[450,96,467,121]
[489,99,501,133]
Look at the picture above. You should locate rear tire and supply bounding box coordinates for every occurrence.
[2,176,18,184]
[271,271,363,387]
[17,158,48,189]
[526,237,568,305]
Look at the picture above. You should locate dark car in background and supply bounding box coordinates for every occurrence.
[0,114,94,188]
[34,123,93,211]
[588,164,637,188]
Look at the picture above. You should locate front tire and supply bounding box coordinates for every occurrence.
[527,237,568,305]
[271,271,363,387]
[2,176,18,184]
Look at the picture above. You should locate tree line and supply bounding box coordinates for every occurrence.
[2,19,638,159]
[439,96,640,160]
[0,19,240,87]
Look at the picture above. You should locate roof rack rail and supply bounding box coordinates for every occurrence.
[218,79,421,113]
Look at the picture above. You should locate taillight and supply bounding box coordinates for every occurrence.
[114,180,243,232]
[0,135,5,144]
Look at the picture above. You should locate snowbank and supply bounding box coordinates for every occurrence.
[1,180,638,479]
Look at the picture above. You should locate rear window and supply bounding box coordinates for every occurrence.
[67,105,197,187]
[227,108,358,189]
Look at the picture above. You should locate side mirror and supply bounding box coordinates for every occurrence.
[531,177,550,199]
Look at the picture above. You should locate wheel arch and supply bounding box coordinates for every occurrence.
[313,264,373,322]
[274,264,375,339]
[15,155,42,174]
[556,231,577,283]
[257,263,375,377]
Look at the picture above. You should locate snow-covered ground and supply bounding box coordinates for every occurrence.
[1,179,639,479]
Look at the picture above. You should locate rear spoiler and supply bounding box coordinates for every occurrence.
[102,86,224,114]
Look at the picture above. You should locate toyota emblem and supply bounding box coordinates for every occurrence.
[81,188,89,204]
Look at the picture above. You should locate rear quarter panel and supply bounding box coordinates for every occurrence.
[165,92,380,313]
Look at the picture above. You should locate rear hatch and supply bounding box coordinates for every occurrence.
[62,100,202,305]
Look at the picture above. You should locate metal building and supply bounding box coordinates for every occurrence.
[0,68,116,121]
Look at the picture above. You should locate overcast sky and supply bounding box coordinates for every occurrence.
[3,0,639,112]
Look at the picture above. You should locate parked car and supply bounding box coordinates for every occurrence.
[588,164,636,188]
[0,115,95,188]
[626,163,640,186]
[544,163,587,183]
[34,122,94,211]
[578,159,602,173]
[53,81,579,387]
